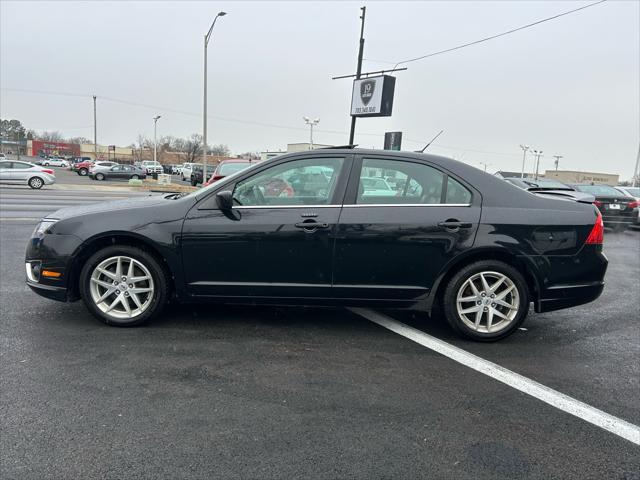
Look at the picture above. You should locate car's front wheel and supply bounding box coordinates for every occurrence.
[79,245,168,326]
[442,260,529,341]
[95,173,105,181]
[28,176,44,189]
[131,174,139,180]
[78,168,88,176]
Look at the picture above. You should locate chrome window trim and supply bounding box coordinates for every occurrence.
[233,204,339,209]
[342,203,472,208]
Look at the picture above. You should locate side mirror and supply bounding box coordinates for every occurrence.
[216,190,234,211]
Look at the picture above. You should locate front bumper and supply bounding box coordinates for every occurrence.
[27,280,68,302]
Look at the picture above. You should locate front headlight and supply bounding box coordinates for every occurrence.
[32,219,57,237]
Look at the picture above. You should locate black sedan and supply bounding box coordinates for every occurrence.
[568,184,638,231]
[190,164,216,186]
[25,149,607,341]
[90,164,147,181]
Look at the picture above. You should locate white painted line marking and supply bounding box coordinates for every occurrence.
[350,308,640,446]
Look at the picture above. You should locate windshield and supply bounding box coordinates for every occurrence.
[574,185,624,196]
[182,161,262,200]
[620,187,640,196]
[219,162,251,175]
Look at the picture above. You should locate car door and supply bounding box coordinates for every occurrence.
[181,154,351,299]
[0,161,14,183]
[332,154,481,304]
[10,162,35,183]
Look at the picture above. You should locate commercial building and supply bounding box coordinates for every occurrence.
[260,143,333,161]
[544,170,619,186]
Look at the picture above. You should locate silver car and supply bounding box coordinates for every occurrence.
[0,160,56,189]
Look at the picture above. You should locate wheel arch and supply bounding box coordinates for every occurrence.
[67,232,175,301]
[427,247,541,313]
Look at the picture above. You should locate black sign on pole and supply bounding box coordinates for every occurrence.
[384,131,402,151]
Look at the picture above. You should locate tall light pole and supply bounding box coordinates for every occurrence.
[553,154,563,171]
[153,115,161,163]
[519,144,529,178]
[479,161,491,172]
[532,149,543,180]
[203,11,227,184]
[93,95,97,160]
[303,117,320,150]
[633,142,640,187]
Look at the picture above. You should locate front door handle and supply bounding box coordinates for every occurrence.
[295,221,330,230]
[438,220,473,229]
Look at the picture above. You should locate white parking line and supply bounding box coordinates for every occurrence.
[350,308,640,446]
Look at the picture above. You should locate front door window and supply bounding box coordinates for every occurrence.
[233,157,344,207]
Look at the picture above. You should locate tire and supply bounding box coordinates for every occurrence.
[28,176,44,189]
[95,173,105,181]
[44,162,50,166]
[191,178,198,187]
[79,168,88,176]
[79,245,168,327]
[442,260,529,341]
[131,174,139,180]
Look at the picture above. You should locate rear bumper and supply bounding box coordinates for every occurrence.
[536,281,605,313]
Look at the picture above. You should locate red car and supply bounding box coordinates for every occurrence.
[72,160,95,176]
[204,159,256,186]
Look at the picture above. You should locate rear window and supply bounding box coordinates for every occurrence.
[219,162,251,176]
[575,185,624,196]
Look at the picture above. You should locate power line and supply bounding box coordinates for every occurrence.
[1,87,519,156]
[364,0,608,68]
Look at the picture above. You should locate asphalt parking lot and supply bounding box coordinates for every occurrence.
[0,180,639,479]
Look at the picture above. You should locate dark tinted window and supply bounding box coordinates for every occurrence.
[445,177,472,204]
[220,162,251,176]
[357,158,444,204]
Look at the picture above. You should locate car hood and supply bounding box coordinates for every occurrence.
[46,194,168,220]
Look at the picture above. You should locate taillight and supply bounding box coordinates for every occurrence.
[628,201,639,209]
[42,169,54,175]
[585,210,604,245]
[593,200,602,208]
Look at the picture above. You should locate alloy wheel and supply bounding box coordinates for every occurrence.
[89,256,155,320]
[29,177,43,189]
[456,271,520,334]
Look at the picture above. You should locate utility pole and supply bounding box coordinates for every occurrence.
[93,95,97,160]
[153,115,161,163]
[633,142,640,187]
[532,149,543,180]
[203,11,227,184]
[552,155,563,171]
[519,144,529,178]
[303,117,320,150]
[348,6,366,146]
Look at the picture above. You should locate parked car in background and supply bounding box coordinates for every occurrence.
[615,186,640,229]
[90,164,147,181]
[0,153,7,160]
[38,156,69,167]
[171,164,182,175]
[73,160,95,176]
[180,162,201,181]
[203,159,255,186]
[67,157,92,170]
[88,161,118,176]
[141,161,163,175]
[190,164,217,186]
[0,160,55,189]
[569,184,638,231]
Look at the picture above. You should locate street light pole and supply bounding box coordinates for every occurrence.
[348,6,366,146]
[479,161,491,172]
[203,11,227,184]
[93,95,97,160]
[303,117,320,150]
[153,115,161,163]
[519,144,529,178]
[532,149,543,180]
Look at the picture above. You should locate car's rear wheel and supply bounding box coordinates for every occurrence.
[28,176,44,189]
[131,174,139,180]
[442,260,529,341]
[95,173,105,181]
[79,246,168,326]
[43,162,50,166]
[79,168,88,176]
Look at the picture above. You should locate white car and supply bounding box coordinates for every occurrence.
[0,153,7,160]
[616,186,640,229]
[0,160,56,189]
[141,160,164,175]
[41,157,69,167]
[88,161,117,174]
[180,162,202,181]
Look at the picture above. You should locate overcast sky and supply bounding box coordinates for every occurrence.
[1,1,638,178]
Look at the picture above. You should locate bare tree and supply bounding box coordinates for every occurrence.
[37,131,65,142]
[208,144,230,157]
[183,134,203,162]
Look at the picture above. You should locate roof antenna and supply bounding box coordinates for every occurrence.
[417,130,444,153]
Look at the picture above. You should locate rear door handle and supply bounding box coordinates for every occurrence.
[438,221,473,229]
[295,221,329,229]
